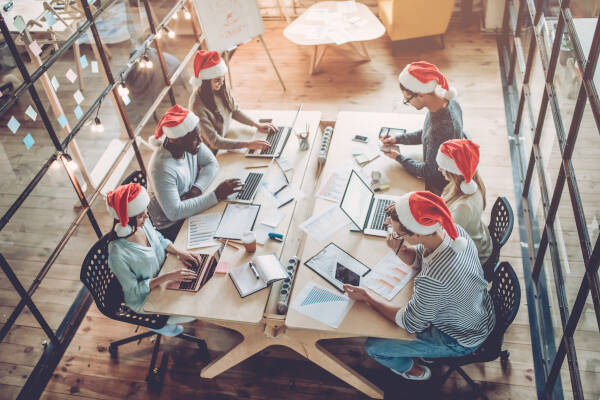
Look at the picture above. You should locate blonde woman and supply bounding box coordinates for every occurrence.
[436,139,492,264]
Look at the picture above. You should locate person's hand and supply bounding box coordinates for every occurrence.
[256,122,277,134]
[181,186,202,201]
[166,268,197,283]
[383,149,400,160]
[246,140,271,151]
[214,178,243,201]
[178,251,203,268]
[343,285,371,303]
[380,134,397,145]
[386,230,405,253]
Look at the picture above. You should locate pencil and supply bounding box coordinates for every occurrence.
[245,164,270,169]
[217,239,240,250]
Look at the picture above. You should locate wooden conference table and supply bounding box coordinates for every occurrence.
[144,110,425,399]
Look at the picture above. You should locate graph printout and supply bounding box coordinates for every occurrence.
[290,282,354,328]
[363,251,415,301]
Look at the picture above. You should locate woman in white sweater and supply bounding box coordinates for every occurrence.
[436,139,492,265]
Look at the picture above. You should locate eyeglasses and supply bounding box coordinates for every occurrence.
[403,92,417,105]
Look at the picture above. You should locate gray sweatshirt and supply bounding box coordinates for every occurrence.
[147,143,219,229]
[395,99,464,195]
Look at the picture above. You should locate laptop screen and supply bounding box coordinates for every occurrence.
[339,170,374,231]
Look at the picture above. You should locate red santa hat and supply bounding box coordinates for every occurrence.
[436,139,480,195]
[398,61,457,100]
[189,50,228,88]
[394,191,467,252]
[106,183,150,237]
[150,105,199,146]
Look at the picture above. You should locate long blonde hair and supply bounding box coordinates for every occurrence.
[441,170,487,210]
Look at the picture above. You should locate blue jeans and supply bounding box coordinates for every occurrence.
[365,326,478,373]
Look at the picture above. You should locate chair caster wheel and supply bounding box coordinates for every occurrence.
[109,344,118,359]
[197,341,210,363]
[500,350,510,362]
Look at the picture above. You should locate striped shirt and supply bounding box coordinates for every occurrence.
[395,225,495,348]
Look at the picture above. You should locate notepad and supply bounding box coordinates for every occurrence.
[230,254,288,298]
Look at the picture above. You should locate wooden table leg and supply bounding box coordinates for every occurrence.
[314,45,328,72]
[309,45,318,75]
[348,41,371,61]
[359,41,371,61]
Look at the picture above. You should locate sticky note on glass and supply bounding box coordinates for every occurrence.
[121,94,131,106]
[8,116,20,134]
[25,105,37,121]
[91,61,99,73]
[80,55,88,69]
[13,16,26,33]
[51,75,60,91]
[73,89,84,104]
[23,133,35,150]
[74,105,83,120]
[57,114,68,128]
[29,41,43,57]
[65,68,77,83]
[45,11,57,27]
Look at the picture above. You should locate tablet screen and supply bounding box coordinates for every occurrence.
[334,262,361,286]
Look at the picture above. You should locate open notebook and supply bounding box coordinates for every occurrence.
[230,254,288,298]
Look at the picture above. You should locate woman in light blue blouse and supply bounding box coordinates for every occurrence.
[106,183,200,336]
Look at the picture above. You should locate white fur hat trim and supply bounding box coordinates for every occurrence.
[106,186,149,221]
[162,112,199,139]
[394,193,440,235]
[196,59,227,82]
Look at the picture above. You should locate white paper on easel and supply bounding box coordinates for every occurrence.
[187,212,221,249]
[290,282,354,328]
[299,205,350,242]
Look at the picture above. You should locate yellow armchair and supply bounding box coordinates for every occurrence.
[377,0,455,44]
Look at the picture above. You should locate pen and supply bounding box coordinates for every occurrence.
[273,184,288,196]
[249,261,260,279]
[245,164,270,169]
[277,198,293,208]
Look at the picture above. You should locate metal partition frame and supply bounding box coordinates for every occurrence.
[0,0,205,398]
[498,0,600,398]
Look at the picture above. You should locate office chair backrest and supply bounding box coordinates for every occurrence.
[483,197,514,280]
[80,234,167,329]
[121,170,147,188]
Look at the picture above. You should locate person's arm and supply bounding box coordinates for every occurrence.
[230,97,256,127]
[395,129,423,145]
[343,285,400,322]
[108,249,152,303]
[192,143,219,192]
[395,153,425,178]
[451,201,476,234]
[152,167,218,223]
[395,276,442,332]
[197,107,247,150]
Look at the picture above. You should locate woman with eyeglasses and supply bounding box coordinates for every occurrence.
[380,61,464,196]
[188,50,276,152]
[344,192,495,381]
[106,183,202,336]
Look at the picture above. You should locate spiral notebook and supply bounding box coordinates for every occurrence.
[230,254,288,298]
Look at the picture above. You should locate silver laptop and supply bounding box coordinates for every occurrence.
[227,170,264,204]
[339,170,400,237]
[245,104,303,158]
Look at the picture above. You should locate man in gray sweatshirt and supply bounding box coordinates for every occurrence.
[147,105,242,241]
[381,61,463,195]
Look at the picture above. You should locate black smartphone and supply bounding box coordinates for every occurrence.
[352,134,369,143]
[379,127,406,138]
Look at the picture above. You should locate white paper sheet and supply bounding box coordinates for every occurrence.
[187,212,221,249]
[214,203,260,240]
[262,210,284,228]
[317,167,351,202]
[290,282,354,328]
[363,251,416,301]
[299,205,350,242]
[253,223,271,245]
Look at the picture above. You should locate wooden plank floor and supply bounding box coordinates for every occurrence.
[0,14,592,399]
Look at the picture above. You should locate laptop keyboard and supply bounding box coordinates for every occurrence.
[178,254,208,290]
[235,172,263,201]
[260,126,287,155]
[369,199,392,231]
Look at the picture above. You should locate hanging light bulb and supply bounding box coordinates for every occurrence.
[156,28,163,39]
[167,27,175,39]
[118,82,129,97]
[172,10,178,19]
[93,116,104,132]
[183,7,191,19]
[139,58,147,69]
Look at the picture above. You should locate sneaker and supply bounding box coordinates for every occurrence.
[391,364,432,381]
[418,357,435,365]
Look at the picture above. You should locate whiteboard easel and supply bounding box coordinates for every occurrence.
[193,0,285,91]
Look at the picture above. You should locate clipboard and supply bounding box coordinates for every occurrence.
[213,203,261,240]
[304,242,371,292]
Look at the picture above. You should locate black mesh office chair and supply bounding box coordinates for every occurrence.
[121,169,147,188]
[482,197,514,281]
[437,262,521,400]
[80,234,209,390]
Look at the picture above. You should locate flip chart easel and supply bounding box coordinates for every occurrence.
[192,0,285,91]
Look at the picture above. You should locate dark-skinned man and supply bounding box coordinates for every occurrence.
[147,105,242,241]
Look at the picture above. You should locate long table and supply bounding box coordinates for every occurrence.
[144,110,426,398]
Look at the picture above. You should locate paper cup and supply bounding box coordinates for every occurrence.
[241,231,256,253]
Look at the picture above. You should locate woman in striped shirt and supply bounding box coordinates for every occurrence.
[344,191,495,380]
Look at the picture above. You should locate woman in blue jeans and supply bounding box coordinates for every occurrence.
[344,191,495,380]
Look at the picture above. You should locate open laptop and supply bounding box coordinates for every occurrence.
[227,170,264,203]
[339,170,400,237]
[166,250,219,292]
[245,104,303,158]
